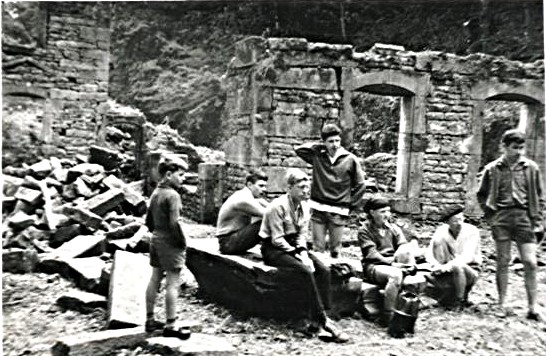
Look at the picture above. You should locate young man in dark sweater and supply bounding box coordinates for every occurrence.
[295,124,366,258]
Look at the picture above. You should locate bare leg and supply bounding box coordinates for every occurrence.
[165,268,181,324]
[495,240,512,307]
[146,268,164,319]
[328,225,344,257]
[311,221,328,253]
[373,265,404,313]
[518,242,538,313]
[451,264,467,300]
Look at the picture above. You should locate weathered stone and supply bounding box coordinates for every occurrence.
[89,145,123,171]
[67,163,105,183]
[3,175,25,196]
[102,175,146,208]
[51,168,68,183]
[146,334,237,355]
[3,196,17,213]
[53,234,106,259]
[62,184,78,201]
[14,186,42,206]
[21,225,50,241]
[2,248,39,273]
[105,222,141,240]
[67,257,106,292]
[62,205,103,230]
[80,173,105,188]
[57,290,107,312]
[3,166,28,178]
[29,159,52,178]
[107,251,152,328]
[74,178,93,197]
[51,327,148,356]
[7,211,38,230]
[51,224,82,247]
[84,189,124,216]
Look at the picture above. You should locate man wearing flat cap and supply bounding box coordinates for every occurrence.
[357,197,414,326]
[425,205,482,310]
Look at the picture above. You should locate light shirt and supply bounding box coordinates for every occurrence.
[426,222,482,268]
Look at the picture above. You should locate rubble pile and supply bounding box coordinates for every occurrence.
[1,153,153,285]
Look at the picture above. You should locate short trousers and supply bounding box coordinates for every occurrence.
[490,208,536,245]
[149,235,186,270]
[310,208,349,227]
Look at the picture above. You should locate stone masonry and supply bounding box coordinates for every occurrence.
[2,2,111,158]
[223,36,545,220]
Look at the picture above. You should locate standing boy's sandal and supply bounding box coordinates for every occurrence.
[322,318,350,343]
[163,323,192,340]
[526,310,545,322]
[145,319,165,333]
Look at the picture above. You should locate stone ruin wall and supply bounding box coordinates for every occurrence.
[2,2,110,159]
[223,36,545,220]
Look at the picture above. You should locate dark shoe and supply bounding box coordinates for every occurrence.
[330,251,340,259]
[376,312,393,328]
[323,318,350,343]
[163,323,191,340]
[526,311,544,322]
[145,319,165,333]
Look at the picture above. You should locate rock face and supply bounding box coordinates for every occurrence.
[185,238,362,320]
[224,36,545,220]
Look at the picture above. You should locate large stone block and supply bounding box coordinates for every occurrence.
[89,145,123,171]
[14,186,42,206]
[269,68,338,91]
[51,224,82,248]
[7,211,38,230]
[67,257,106,292]
[57,290,107,312]
[107,251,152,328]
[84,189,125,216]
[62,205,103,230]
[29,159,53,178]
[54,234,106,259]
[3,175,25,196]
[146,334,237,355]
[2,248,39,273]
[51,327,148,356]
[67,163,105,183]
[102,175,146,208]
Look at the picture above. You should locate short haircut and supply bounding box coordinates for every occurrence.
[246,169,268,184]
[501,129,526,145]
[157,159,186,177]
[321,123,342,141]
[286,168,309,187]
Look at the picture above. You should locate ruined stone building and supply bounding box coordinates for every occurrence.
[223,37,545,219]
[2,2,111,161]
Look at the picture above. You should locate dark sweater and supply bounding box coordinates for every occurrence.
[295,143,366,209]
[145,183,186,249]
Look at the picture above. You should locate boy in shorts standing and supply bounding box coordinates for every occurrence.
[144,158,190,337]
[477,129,545,321]
[295,124,366,258]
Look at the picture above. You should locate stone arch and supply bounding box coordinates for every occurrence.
[342,69,430,204]
[465,79,546,216]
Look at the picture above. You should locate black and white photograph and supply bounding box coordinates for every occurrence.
[2,0,545,355]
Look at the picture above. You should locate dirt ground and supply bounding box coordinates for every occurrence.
[2,222,546,356]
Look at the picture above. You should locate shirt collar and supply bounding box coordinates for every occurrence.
[319,146,350,161]
[497,155,528,168]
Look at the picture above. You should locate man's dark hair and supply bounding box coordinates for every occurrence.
[246,169,268,184]
[321,123,342,141]
[158,159,186,177]
[501,129,526,146]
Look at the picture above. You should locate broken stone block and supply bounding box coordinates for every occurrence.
[74,178,93,197]
[3,232,33,249]
[53,234,106,259]
[50,156,63,171]
[67,163,105,183]
[105,222,141,240]
[22,175,41,189]
[67,257,106,292]
[62,184,77,201]
[80,173,105,188]
[2,248,39,273]
[29,159,52,179]
[3,196,16,213]
[51,224,82,248]
[84,188,124,216]
[7,211,38,230]
[57,290,107,312]
[63,205,103,230]
[12,200,35,214]
[89,145,123,171]
[107,250,152,328]
[102,175,146,208]
[45,177,63,189]
[51,327,148,356]
[146,334,237,355]
[14,186,42,206]
[3,166,28,178]
[32,239,54,253]
[37,253,70,277]
[21,225,50,241]
[3,174,24,196]
[51,168,68,183]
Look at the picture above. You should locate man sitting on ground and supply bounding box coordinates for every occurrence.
[216,170,269,255]
[357,197,416,326]
[425,205,482,310]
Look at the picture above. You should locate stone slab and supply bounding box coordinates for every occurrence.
[67,163,105,183]
[146,334,237,355]
[2,174,24,196]
[84,188,124,216]
[54,234,106,259]
[51,327,148,356]
[107,250,152,328]
[57,290,107,312]
[2,248,39,273]
[14,186,42,205]
[7,211,38,230]
[102,175,146,207]
[62,205,103,230]
[105,222,141,240]
[51,224,82,248]
[67,257,105,293]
